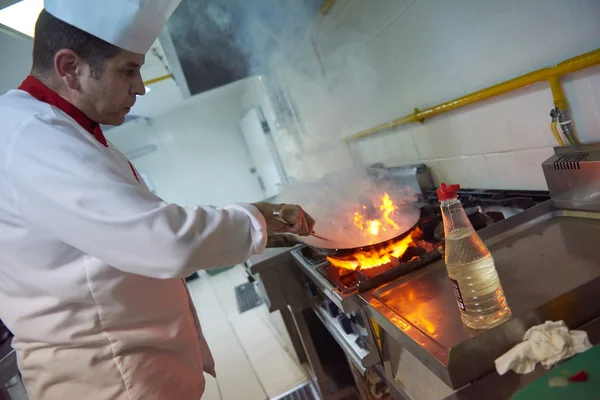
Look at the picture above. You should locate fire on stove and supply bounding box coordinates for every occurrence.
[298,190,441,293]
[320,226,440,293]
[326,227,434,271]
[294,186,550,295]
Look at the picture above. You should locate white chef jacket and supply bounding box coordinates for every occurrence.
[0,85,268,400]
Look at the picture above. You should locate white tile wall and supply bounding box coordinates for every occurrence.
[275,0,600,190]
[106,78,268,206]
[332,0,413,41]
[563,70,600,143]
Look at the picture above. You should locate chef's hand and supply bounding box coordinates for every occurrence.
[252,202,316,236]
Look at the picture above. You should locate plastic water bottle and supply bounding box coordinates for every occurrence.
[437,183,511,329]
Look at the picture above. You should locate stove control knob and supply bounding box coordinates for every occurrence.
[305,281,318,297]
[338,314,353,335]
[325,300,340,318]
[355,336,368,350]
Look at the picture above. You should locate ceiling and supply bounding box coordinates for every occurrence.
[0,0,19,10]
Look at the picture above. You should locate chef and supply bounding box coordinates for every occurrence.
[0,1,315,399]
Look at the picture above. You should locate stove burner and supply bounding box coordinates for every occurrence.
[299,188,549,295]
[318,239,442,294]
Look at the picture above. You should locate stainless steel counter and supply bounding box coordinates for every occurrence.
[444,315,600,400]
[361,200,600,391]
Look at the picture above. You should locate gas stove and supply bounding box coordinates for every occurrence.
[291,188,550,312]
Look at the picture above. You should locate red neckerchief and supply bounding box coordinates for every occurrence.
[18,76,140,183]
[19,76,108,146]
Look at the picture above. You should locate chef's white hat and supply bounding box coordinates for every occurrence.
[44,0,181,54]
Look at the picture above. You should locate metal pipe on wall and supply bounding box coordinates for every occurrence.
[143,73,173,86]
[318,0,336,19]
[344,48,600,143]
[548,76,579,145]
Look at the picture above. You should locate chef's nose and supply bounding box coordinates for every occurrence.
[132,70,146,96]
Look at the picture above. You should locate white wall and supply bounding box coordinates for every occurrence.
[273,0,600,190]
[0,30,32,94]
[106,78,267,207]
[0,29,183,116]
[133,41,186,118]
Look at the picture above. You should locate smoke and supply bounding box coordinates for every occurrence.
[224,1,409,247]
[276,167,419,249]
[166,1,419,245]
[168,0,381,182]
[166,1,380,180]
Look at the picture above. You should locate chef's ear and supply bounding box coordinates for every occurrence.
[54,49,83,90]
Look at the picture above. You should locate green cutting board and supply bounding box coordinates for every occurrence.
[511,345,600,400]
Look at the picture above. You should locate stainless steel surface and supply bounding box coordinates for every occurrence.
[248,251,290,312]
[290,308,333,399]
[311,303,379,375]
[361,201,600,389]
[542,142,600,211]
[289,308,357,400]
[367,164,434,194]
[443,315,600,400]
[373,364,411,400]
[290,247,361,314]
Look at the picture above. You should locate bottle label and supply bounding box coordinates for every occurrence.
[449,278,466,311]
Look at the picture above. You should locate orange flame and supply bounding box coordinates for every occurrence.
[381,193,400,230]
[353,192,399,237]
[331,192,428,271]
[327,228,428,271]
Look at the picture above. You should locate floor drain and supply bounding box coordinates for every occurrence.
[274,383,317,400]
[234,282,263,313]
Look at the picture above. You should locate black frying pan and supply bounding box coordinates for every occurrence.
[301,209,420,257]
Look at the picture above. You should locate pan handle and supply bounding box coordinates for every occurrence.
[273,217,331,241]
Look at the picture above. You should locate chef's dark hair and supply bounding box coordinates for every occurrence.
[31,9,120,78]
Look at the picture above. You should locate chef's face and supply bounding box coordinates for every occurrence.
[78,50,146,126]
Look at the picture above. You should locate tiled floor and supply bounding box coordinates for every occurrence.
[187,266,309,400]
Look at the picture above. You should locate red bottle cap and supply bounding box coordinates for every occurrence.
[437,182,461,201]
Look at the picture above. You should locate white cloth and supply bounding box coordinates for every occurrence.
[0,89,268,400]
[44,0,181,54]
[495,320,592,375]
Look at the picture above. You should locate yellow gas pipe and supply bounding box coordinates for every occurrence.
[143,73,173,86]
[548,76,568,110]
[344,48,600,143]
[550,120,565,146]
[548,76,577,145]
[318,0,336,18]
[548,76,567,146]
